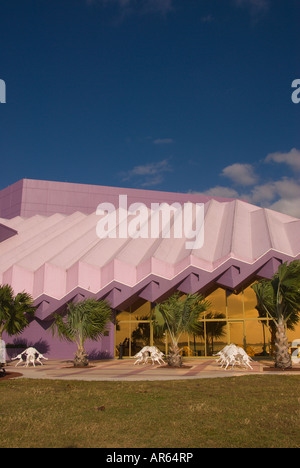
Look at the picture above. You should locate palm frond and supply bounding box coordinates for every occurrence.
[154,292,210,346]
[0,285,36,337]
[51,298,112,348]
[252,260,300,326]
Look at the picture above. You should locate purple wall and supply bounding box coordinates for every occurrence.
[0,178,235,219]
[3,320,115,360]
[0,180,24,219]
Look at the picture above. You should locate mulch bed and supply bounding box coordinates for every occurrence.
[0,372,23,381]
[263,367,300,372]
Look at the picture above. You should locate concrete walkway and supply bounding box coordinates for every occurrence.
[3,357,297,381]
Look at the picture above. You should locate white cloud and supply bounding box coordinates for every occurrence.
[248,182,277,205]
[273,178,300,200]
[140,174,164,187]
[120,158,172,187]
[197,186,239,199]
[190,149,300,218]
[140,0,173,15]
[246,178,300,217]
[265,148,300,172]
[86,0,173,15]
[153,138,174,145]
[126,159,171,176]
[221,163,259,186]
[268,198,300,219]
[233,0,270,14]
[201,15,214,23]
[199,180,300,218]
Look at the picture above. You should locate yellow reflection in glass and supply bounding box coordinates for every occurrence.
[244,283,259,319]
[226,291,243,319]
[205,288,226,314]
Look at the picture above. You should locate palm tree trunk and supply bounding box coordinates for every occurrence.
[74,345,89,367]
[275,318,292,369]
[167,344,183,367]
[269,322,277,356]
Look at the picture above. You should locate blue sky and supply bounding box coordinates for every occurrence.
[0,0,299,216]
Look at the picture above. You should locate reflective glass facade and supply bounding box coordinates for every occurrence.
[114,284,300,358]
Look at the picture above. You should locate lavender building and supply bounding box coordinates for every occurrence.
[1,179,299,359]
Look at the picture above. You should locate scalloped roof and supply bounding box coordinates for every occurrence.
[0,196,299,320]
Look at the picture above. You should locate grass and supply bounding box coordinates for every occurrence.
[0,375,299,448]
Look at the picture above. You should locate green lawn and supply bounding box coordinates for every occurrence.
[0,376,299,448]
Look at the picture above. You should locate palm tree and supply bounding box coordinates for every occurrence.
[0,284,36,343]
[154,292,210,367]
[252,260,300,369]
[255,289,299,357]
[51,298,112,367]
[204,312,227,355]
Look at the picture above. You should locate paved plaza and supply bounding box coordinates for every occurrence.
[3,357,297,381]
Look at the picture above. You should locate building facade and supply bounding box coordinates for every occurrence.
[0,179,299,359]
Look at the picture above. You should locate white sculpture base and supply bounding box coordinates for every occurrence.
[11,347,48,367]
[134,346,165,366]
[215,344,253,370]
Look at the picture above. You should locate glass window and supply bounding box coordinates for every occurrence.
[244,283,260,319]
[130,299,151,320]
[189,335,205,357]
[228,321,244,348]
[204,319,228,355]
[177,333,192,357]
[115,310,130,322]
[113,288,300,358]
[153,329,166,354]
[226,291,244,319]
[131,322,150,355]
[115,321,130,357]
[245,320,271,357]
[115,300,152,357]
[205,288,226,315]
[287,327,300,347]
